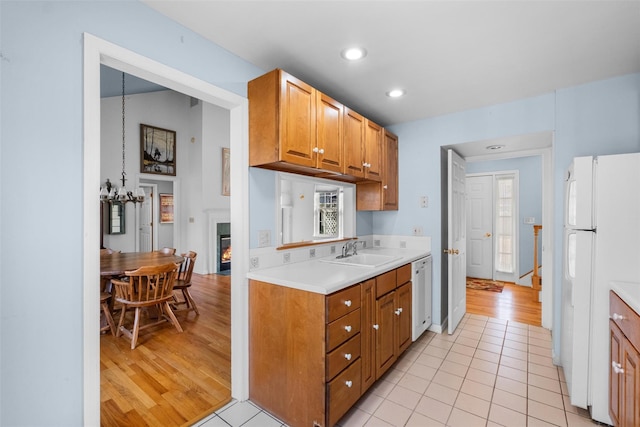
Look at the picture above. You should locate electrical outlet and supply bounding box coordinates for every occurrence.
[400,241,407,248]
[524,217,535,224]
[412,226,423,236]
[309,248,316,258]
[420,196,428,208]
[283,252,291,263]
[374,239,381,247]
[250,257,259,269]
[258,230,271,248]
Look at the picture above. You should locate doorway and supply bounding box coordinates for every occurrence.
[83,34,250,425]
[442,133,553,332]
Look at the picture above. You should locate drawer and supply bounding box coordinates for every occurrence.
[326,334,361,381]
[326,308,361,352]
[611,291,640,350]
[376,269,397,298]
[327,284,361,323]
[397,263,411,285]
[327,358,362,427]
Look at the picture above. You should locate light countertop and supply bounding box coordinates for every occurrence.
[611,281,640,315]
[246,247,431,294]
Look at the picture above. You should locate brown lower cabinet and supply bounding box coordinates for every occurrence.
[249,263,412,427]
[609,291,640,427]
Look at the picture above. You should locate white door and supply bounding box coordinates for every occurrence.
[447,149,467,334]
[139,185,154,252]
[466,175,493,279]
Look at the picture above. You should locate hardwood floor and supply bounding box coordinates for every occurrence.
[466,279,542,326]
[100,273,231,427]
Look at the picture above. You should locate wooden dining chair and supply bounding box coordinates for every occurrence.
[100,292,116,336]
[172,251,199,315]
[158,247,176,255]
[111,262,183,349]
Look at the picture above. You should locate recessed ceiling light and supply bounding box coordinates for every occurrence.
[486,144,505,151]
[341,47,367,61]
[386,89,406,98]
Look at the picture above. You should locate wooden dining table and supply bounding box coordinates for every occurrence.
[100,251,184,277]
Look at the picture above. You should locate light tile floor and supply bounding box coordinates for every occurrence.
[195,313,601,427]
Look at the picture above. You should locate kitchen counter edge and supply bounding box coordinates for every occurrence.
[610,281,640,316]
[246,248,430,295]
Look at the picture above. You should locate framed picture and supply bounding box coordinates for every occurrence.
[222,147,231,196]
[140,124,176,176]
[159,194,174,223]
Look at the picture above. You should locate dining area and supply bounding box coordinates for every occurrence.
[99,247,232,426]
[99,248,198,349]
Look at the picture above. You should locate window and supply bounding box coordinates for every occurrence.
[495,175,516,274]
[315,190,339,237]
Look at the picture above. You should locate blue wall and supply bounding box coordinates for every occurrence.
[466,155,543,278]
[0,1,263,425]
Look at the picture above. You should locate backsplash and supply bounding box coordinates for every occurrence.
[248,234,431,271]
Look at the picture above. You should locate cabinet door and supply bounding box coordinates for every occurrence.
[280,72,317,167]
[364,119,383,181]
[316,92,343,173]
[396,282,412,354]
[622,338,640,427]
[610,320,623,426]
[382,130,399,210]
[360,279,376,393]
[376,291,397,379]
[343,107,365,178]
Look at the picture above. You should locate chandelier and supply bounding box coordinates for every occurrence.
[100,72,145,205]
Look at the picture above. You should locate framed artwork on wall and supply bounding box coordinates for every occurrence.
[222,147,230,196]
[159,193,174,223]
[140,124,176,176]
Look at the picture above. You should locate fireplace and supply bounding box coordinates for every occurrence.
[216,222,231,274]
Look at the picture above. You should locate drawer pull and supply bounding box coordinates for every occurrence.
[344,325,352,333]
[344,353,352,361]
[344,300,352,307]
[612,361,624,374]
[373,324,379,330]
[345,380,353,388]
[612,313,626,321]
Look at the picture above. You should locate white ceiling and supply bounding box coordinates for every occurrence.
[142,0,640,130]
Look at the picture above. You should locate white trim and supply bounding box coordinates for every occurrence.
[83,33,250,426]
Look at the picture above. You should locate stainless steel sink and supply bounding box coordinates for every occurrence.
[319,253,401,268]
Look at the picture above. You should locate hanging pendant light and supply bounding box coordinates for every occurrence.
[100,72,145,205]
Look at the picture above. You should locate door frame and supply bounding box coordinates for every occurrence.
[83,33,250,425]
[444,140,553,331]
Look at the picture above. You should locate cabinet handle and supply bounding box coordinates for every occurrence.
[373,324,379,330]
[319,148,325,154]
[383,185,388,189]
[344,353,352,361]
[612,313,626,321]
[345,380,353,388]
[313,147,319,153]
[395,309,401,316]
[344,300,352,307]
[344,325,352,332]
[612,361,624,374]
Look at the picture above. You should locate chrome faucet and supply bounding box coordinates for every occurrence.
[340,240,364,258]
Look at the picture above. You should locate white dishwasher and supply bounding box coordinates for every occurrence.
[412,256,432,341]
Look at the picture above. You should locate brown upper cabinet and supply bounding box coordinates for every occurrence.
[248,69,343,176]
[356,129,399,211]
[248,69,398,210]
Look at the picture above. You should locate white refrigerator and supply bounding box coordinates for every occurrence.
[561,153,640,424]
